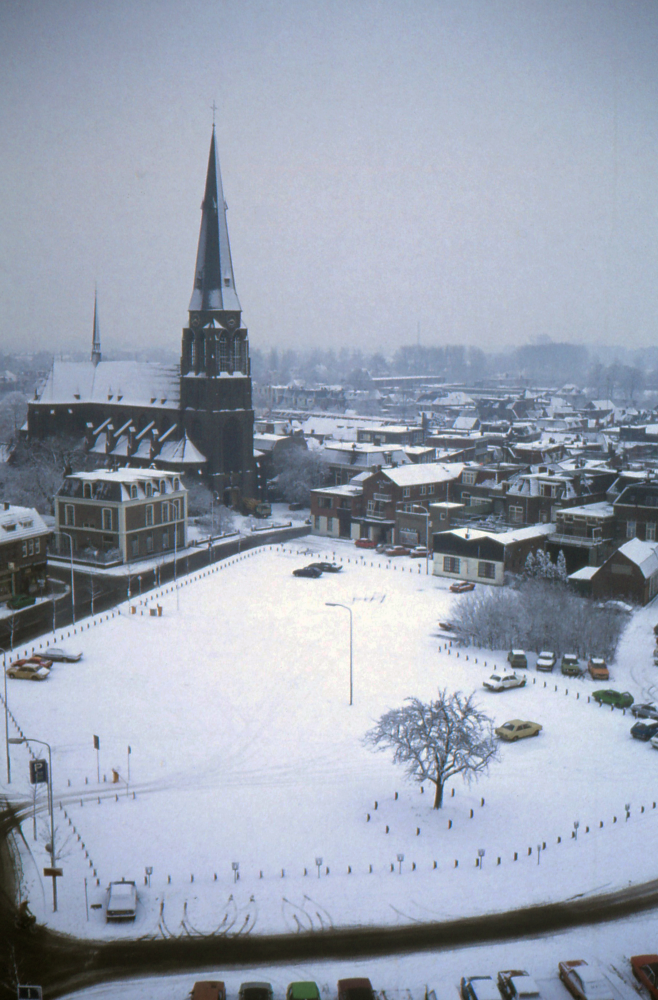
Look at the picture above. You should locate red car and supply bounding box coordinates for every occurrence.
[631,956,658,1000]
[450,581,475,593]
[355,538,377,549]
[11,656,53,669]
[384,546,410,556]
[337,981,375,1000]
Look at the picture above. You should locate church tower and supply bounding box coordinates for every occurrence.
[180,127,255,498]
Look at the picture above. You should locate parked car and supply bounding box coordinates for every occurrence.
[558,960,614,1000]
[288,502,306,511]
[238,985,273,1000]
[384,545,411,556]
[497,971,540,1000]
[561,654,583,677]
[307,562,342,573]
[191,984,226,1000]
[439,621,455,632]
[536,651,556,672]
[337,981,375,1000]
[650,734,658,750]
[631,955,658,1000]
[495,720,542,741]
[632,702,658,720]
[410,546,429,558]
[11,656,53,669]
[355,538,377,549]
[286,985,321,1000]
[587,657,609,681]
[106,880,137,921]
[292,566,323,578]
[461,976,503,1000]
[593,689,634,709]
[6,662,50,681]
[44,647,82,662]
[483,671,527,692]
[7,595,35,610]
[451,581,475,593]
[507,650,528,669]
[631,720,658,741]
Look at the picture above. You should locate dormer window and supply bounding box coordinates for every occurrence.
[145,483,152,498]
[130,485,138,500]
[224,277,231,286]
[160,480,166,493]
[4,522,16,532]
[173,478,181,491]
[83,483,92,499]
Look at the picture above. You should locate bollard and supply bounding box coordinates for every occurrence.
[369,864,373,873]
[374,801,378,809]
[281,869,285,877]
[451,788,455,797]
[454,860,458,868]
[514,852,518,860]
[481,797,485,806]
[497,857,501,865]
[416,828,420,836]
[557,836,561,843]
[394,791,398,800]
[390,864,394,872]
[599,821,603,828]
[367,814,370,821]
[191,874,194,882]
[347,866,352,874]
[412,862,416,870]
[469,809,473,818]
[385,825,389,833]
[448,820,452,829]
[433,861,437,869]
[168,875,171,883]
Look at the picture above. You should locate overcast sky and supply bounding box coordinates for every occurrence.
[1,0,658,358]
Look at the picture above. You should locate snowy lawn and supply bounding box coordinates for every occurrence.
[4,536,658,941]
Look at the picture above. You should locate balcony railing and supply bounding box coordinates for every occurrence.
[548,533,611,548]
[373,493,392,502]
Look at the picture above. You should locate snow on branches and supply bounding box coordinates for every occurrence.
[363,690,499,809]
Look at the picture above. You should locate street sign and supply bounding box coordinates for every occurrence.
[43,868,63,877]
[29,759,48,785]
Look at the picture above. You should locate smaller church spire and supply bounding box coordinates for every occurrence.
[91,288,101,366]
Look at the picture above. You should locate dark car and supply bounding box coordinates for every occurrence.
[307,562,343,573]
[593,689,634,709]
[337,980,375,1000]
[239,985,273,1000]
[630,720,658,741]
[292,565,323,578]
[461,976,503,1000]
[631,955,658,1000]
[631,702,658,720]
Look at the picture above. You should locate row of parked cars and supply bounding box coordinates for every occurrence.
[506,649,610,679]
[5,646,82,680]
[462,956,658,1000]
[292,561,343,578]
[354,539,429,558]
[190,980,375,1000]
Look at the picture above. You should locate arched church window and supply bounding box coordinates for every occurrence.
[219,334,229,372]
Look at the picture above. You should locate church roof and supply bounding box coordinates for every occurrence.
[189,127,241,314]
[158,434,206,465]
[35,360,180,409]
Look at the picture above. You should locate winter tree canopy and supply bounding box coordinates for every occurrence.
[363,690,499,809]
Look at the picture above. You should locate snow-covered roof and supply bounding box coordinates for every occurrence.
[569,565,599,581]
[35,360,180,409]
[443,524,555,545]
[0,504,49,540]
[616,538,658,578]
[158,435,206,465]
[558,502,614,518]
[381,462,466,487]
[312,483,362,498]
[68,468,185,485]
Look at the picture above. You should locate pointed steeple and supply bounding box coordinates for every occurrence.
[189,127,241,316]
[91,288,102,366]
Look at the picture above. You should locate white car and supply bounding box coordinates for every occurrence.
[536,651,556,672]
[483,671,527,692]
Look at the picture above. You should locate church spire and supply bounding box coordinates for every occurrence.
[189,126,241,316]
[91,288,101,366]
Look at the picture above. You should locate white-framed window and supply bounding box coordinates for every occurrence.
[647,522,656,542]
[509,505,523,523]
[443,555,460,573]
[420,486,427,495]
[160,479,166,493]
[146,504,154,527]
[478,561,496,579]
[34,538,40,554]
[367,500,375,514]
[626,519,636,539]
[102,508,112,531]
[327,517,334,532]
[162,530,170,549]
[162,502,170,523]
[130,484,138,500]
[146,533,154,553]
[462,470,477,485]
[65,504,75,526]
[173,478,181,491]
[427,485,435,495]
[145,482,153,498]
[314,516,321,529]
[83,482,92,498]
[403,487,411,498]
[131,538,139,557]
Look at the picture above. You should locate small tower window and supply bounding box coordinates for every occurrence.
[145,482,152,498]
[224,277,231,287]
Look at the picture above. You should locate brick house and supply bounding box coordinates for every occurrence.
[55,468,187,563]
[0,503,50,599]
[588,538,658,605]
[612,482,658,544]
[504,468,613,526]
[310,482,364,539]
[353,463,465,545]
[546,502,616,571]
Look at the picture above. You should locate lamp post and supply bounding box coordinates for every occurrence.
[59,531,76,624]
[325,602,353,706]
[1,645,9,783]
[478,848,485,870]
[315,856,323,879]
[415,503,432,575]
[396,852,404,874]
[573,820,579,841]
[9,736,57,910]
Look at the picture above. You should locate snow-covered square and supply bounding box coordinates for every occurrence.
[5,537,658,945]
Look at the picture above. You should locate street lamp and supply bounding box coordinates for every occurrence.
[1,645,9,782]
[415,504,432,575]
[59,531,76,624]
[573,820,580,841]
[315,856,323,879]
[9,736,57,911]
[396,852,404,874]
[325,602,353,706]
[231,861,240,883]
[478,848,485,870]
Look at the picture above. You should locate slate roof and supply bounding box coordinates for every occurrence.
[35,360,180,409]
[616,538,658,578]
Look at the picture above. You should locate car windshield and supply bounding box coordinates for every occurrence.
[503,724,515,731]
[344,991,373,1000]
[243,991,270,1000]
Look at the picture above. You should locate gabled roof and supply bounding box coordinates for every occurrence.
[0,504,49,540]
[380,462,466,487]
[615,538,658,578]
[35,360,180,409]
[158,434,206,465]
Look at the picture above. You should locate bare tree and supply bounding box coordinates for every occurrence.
[273,446,327,504]
[363,690,499,809]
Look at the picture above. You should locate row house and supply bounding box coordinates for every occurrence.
[356,424,426,447]
[546,502,616,572]
[612,481,658,544]
[503,468,613,526]
[310,483,364,539]
[55,468,188,563]
[0,503,50,600]
[320,442,411,486]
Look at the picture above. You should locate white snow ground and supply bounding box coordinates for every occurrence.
[4,537,658,959]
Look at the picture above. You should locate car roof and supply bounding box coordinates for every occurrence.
[288,985,320,999]
[469,977,501,1000]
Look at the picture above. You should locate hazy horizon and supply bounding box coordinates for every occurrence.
[2,0,658,358]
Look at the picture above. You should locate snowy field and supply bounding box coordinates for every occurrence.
[4,536,658,949]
